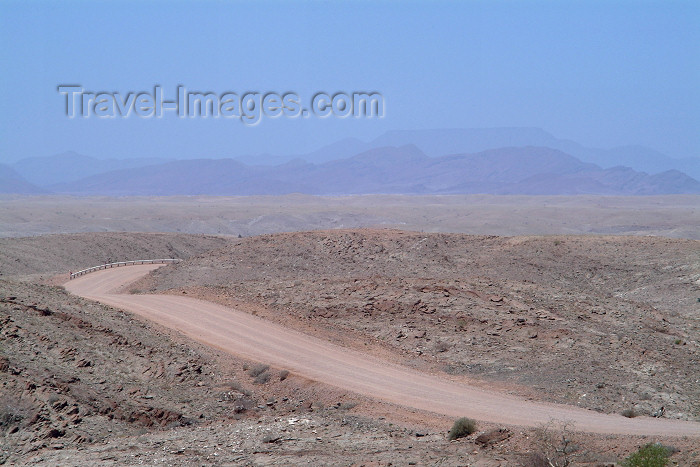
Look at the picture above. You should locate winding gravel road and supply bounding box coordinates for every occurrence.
[64,264,700,437]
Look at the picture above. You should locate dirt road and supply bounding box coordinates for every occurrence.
[64,264,700,436]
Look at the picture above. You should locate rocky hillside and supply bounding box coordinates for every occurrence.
[0,232,228,277]
[144,229,700,420]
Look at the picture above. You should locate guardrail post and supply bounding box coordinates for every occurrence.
[68,258,181,280]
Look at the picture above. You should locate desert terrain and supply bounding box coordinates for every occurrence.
[1,194,699,239]
[136,229,700,421]
[4,0,699,464]
[1,197,699,465]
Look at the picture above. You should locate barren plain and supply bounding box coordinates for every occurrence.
[1,194,698,239]
[1,195,699,465]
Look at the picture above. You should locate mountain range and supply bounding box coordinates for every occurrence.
[2,128,699,196]
[239,128,700,180]
[0,164,47,194]
[10,151,171,187]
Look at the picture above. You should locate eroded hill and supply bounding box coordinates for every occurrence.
[0,232,228,277]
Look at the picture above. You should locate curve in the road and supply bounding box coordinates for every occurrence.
[64,264,700,437]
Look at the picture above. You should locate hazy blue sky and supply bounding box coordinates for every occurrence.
[1,0,698,162]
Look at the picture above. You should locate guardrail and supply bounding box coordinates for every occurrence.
[69,259,181,280]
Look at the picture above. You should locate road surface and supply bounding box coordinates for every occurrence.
[64,264,700,436]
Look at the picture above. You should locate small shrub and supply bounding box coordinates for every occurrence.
[229,381,252,397]
[622,443,671,467]
[279,370,289,381]
[529,420,580,467]
[673,339,682,345]
[248,364,269,378]
[621,408,638,418]
[447,417,477,440]
[337,402,357,410]
[253,372,270,385]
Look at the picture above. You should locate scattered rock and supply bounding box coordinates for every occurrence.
[76,358,92,368]
[475,428,511,446]
[45,428,65,439]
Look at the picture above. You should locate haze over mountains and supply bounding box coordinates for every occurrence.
[246,127,700,179]
[11,152,172,187]
[0,164,47,194]
[3,128,699,196]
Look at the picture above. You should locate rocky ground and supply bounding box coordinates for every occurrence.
[1,230,699,465]
[140,230,700,422]
[3,277,655,466]
[0,232,228,279]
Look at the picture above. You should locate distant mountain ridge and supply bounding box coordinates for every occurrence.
[4,128,699,195]
[0,164,47,194]
[11,151,172,186]
[269,128,700,179]
[45,146,700,196]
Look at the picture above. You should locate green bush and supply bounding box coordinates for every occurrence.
[622,443,671,467]
[447,417,477,440]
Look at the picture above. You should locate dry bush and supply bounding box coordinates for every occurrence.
[229,381,252,397]
[447,417,477,440]
[248,364,269,378]
[253,372,270,385]
[525,420,581,467]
